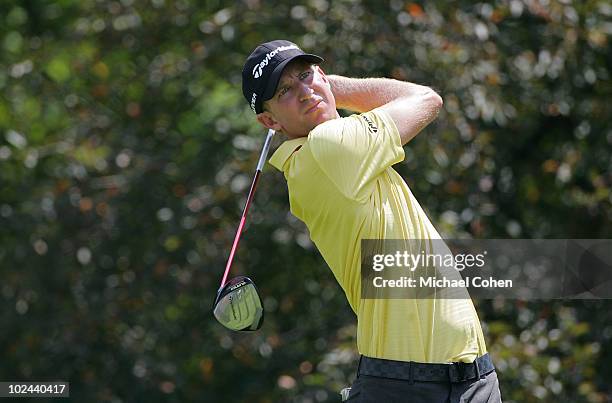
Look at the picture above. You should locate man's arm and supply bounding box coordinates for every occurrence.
[327,75,443,146]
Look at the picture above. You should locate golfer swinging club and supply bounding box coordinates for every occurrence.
[241,40,502,402]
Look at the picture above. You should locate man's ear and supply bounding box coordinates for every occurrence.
[256,111,283,132]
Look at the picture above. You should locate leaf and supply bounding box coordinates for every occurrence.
[46,57,71,83]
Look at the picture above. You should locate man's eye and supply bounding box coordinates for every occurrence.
[300,71,311,80]
[278,87,289,97]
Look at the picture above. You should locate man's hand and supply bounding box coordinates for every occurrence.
[328,75,443,146]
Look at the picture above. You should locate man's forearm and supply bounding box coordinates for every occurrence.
[328,75,436,113]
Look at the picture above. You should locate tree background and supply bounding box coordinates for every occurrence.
[1,0,611,402]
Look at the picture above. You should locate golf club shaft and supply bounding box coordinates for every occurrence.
[219,129,275,289]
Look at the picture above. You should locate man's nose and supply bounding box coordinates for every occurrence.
[298,84,314,101]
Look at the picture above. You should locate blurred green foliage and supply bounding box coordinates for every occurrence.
[1,0,611,402]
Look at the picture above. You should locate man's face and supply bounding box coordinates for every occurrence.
[257,60,338,138]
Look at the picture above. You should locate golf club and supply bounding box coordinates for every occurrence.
[213,129,275,331]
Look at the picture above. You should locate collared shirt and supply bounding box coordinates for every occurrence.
[269,108,487,363]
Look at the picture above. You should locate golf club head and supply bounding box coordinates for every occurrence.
[213,276,264,331]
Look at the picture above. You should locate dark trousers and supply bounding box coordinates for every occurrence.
[347,361,502,402]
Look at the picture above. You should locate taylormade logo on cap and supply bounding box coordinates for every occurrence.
[251,44,299,79]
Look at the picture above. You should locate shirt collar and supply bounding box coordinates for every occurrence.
[269,137,307,171]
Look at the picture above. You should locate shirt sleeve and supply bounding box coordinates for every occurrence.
[307,108,405,202]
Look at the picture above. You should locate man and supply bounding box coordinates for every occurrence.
[241,40,502,402]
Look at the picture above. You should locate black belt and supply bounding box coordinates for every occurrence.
[358,353,495,383]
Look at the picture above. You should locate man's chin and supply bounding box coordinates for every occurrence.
[284,114,338,138]
[312,111,337,126]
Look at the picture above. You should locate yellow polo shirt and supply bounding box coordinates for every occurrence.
[268,108,487,363]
